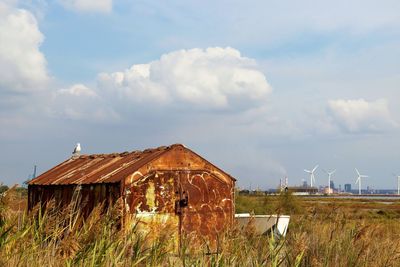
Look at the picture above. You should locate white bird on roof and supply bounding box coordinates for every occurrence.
[73,143,81,155]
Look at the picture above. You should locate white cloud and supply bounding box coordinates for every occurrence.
[0,3,48,93]
[59,0,112,13]
[328,98,398,133]
[57,83,97,97]
[97,47,272,110]
[49,84,119,122]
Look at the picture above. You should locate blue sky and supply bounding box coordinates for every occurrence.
[1,0,400,190]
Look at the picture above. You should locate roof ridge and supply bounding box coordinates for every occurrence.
[74,144,183,159]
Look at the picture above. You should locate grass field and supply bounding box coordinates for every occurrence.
[1,187,400,266]
[237,193,400,266]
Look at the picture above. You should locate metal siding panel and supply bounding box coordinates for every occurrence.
[124,169,233,252]
[28,183,121,217]
[178,171,234,250]
[126,171,180,251]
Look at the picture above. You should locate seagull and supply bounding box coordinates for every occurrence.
[73,143,81,155]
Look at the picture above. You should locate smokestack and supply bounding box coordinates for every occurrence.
[33,165,37,178]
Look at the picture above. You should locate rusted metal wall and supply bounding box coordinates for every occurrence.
[124,145,235,251]
[28,183,120,216]
[179,171,234,249]
[124,171,180,251]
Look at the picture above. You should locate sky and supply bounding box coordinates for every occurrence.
[0,0,399,190]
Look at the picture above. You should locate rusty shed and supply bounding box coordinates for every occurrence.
[28,144,236,248]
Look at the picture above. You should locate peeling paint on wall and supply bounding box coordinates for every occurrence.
[126,169,234,252]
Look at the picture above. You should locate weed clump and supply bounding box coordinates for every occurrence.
[275,191,302,214]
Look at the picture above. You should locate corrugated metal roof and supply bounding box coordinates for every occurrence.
[28,145,174,185]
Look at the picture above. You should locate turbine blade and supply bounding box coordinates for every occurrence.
[355,168,360,176]
[312,165,319,172]
[304,169,311,173]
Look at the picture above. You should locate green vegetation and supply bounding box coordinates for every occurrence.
[1,188,400,266]
[0,184,9,195]
[235,191,302,215]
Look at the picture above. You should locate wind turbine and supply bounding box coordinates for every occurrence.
[304,165,318,188]
[324,169,336,195]
[397,175,400,195]
[355,168,368,195]
[393,174,400,195]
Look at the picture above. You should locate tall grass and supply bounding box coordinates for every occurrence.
[1,188,400,266]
